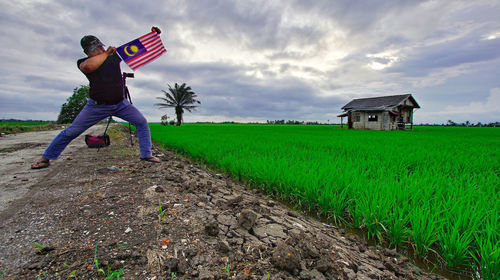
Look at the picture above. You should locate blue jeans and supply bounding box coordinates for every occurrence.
[43,98,152,159]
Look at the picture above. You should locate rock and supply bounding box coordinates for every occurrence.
[205,220,219,237]
[146,249,165,273]
[177,257,189,274]
[397,256,409,264]
[343,267,357,279]
[124,227,132,233]
[358,243,367,252]
[316,258,332,273]
[144,186,161,199]
[154,185,165,192]
[238,209,258,230]
[197,202,206,207]
[287,210,298,217]
[253,223,287,239]
[301,240,319,258]
[165,257,179,272]
[271,241,301,274]
[383,258,396,271]
[217,214,237,227]
[383,248,398,257]
[28,261,43,270]
[299,269,326,280]
[227,195,243,206]
[218,239,231,253]
[198,270,215,280]
[365,250,380,260]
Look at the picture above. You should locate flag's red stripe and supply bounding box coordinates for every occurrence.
[142,39,162,50]
[140,33,161,45]
[129,48,166,68]
[143,41,162,51]
[126,43,165,65]
[127,41,165,64]
[130,51,165,70]
[146,41,164,52]
[138,31,156,41]
[129,39,163,62]
[130,49,166,70]
[129,47,166,68]
[141,36,159,45]
[123,31,166,70]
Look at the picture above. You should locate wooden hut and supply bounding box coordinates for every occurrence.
[338,94,420,130]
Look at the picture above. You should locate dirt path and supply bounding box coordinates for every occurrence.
[0,126,102,212]
[0,125,447,279]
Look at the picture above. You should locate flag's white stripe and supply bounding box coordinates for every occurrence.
[129,47,166,68]
[130,49,166,70]
[129,48,166,68]
[144,41,162,51]
[127,39,164,63]
[127,42,165,65]
[124,31,166,70]
[143,38,162,49]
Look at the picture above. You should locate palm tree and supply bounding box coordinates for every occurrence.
[155,83,200,126]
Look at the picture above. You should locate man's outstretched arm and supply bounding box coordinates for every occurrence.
[79,47,116,74]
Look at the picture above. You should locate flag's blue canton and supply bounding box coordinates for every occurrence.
[117,39,146,63]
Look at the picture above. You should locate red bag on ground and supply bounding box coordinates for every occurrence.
[85,134,110,148]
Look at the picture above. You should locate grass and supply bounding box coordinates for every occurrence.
[0,267,9,279]
[0,121,52,126]
[158,199,168,223]
[149,124,499,279]
[0,121,63,134]
[94,243,124,280]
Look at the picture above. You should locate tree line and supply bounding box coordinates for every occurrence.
[56,83,200,126]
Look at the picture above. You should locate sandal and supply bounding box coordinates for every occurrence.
[140,156,161,163]
[31,159,50,169]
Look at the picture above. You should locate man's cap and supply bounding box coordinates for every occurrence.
[80,35,104,52]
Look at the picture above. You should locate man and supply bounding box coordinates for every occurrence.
[31,27,161,169]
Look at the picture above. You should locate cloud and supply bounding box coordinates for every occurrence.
[389,35,500,77]
[444,88,500,115]
[418,88,500,123]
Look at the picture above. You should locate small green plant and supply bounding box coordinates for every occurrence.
[94,243,124,280]
[0,266,9,278]
[68,270,77,278]
[104,268,124,280]
[31,243,51,255]
[222,264,231,276]
[36,271,47,280]
[158,199,168,223]
[32,243,45,250]
[170,272,177,279]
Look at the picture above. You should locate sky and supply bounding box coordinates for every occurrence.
[0,0,499,124]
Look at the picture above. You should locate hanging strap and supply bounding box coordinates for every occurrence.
[97,116,113,153]
[103,116,112,135]
[128,122,134,146]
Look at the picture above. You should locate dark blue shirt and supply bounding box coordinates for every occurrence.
[77,53,124,105]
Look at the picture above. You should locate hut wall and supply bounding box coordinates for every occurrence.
[398,107,413,123]
[352,111,397,130]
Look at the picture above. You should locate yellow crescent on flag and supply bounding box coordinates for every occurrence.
[124,45,139,56]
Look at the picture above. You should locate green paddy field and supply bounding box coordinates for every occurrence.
[150,124,499,279]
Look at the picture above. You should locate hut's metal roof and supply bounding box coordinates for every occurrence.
[341,94,420,111]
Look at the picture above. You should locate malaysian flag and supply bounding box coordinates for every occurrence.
[117,31,167,71]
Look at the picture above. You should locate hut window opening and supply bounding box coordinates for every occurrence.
[368,115,378,122]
